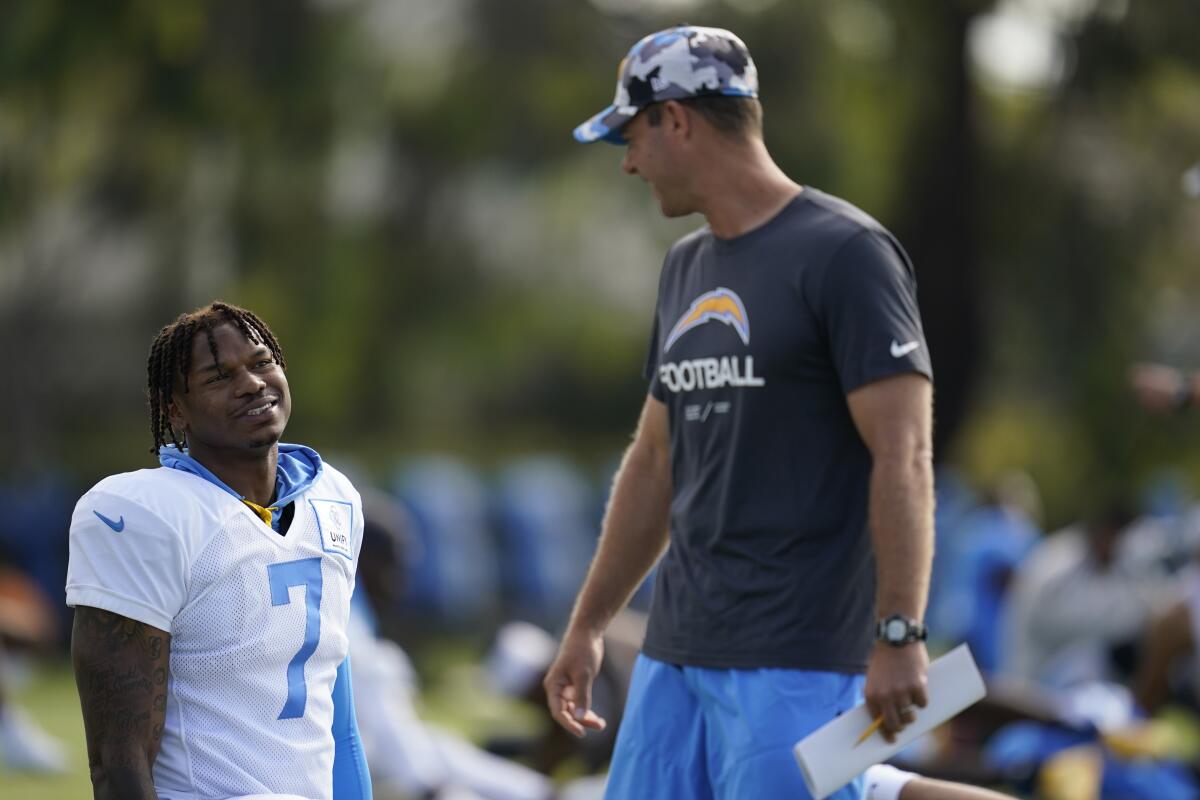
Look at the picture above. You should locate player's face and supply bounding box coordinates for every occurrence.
[170,323,292,455]
[621,109,694,218]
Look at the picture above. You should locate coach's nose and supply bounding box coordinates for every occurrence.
[621,148,637,176]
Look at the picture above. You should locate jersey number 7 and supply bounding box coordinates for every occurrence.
[267,557,324,720]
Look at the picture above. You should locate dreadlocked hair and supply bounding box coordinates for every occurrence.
[146,301,286,453]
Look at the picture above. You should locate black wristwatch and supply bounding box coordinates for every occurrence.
[876,614,927,647]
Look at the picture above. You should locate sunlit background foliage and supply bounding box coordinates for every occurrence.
[2,0,1199,527]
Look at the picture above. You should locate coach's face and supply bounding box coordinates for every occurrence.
[169,323,292,455]
[621,105,695,218]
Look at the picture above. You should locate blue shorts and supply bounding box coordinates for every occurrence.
[604,654,866,800]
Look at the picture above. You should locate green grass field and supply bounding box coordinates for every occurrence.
[1,647,545,799]
[2,659,93,799]
[7,653,1057,800]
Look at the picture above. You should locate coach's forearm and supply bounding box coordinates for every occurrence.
[566,437,672,638]
[868,449,934,620]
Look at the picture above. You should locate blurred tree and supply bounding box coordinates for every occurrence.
[1,0,1199,529]
[887,0,991,461]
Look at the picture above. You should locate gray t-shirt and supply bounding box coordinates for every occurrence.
[641,187,932,672]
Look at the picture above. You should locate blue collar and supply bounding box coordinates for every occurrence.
[158,444,324,531]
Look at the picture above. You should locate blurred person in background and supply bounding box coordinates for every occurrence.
[1132,565,1200,715]
[488,610,642,781]
[0,479,73,772]
[545,25,935,800]
[0,585,67,771]
[1001,504,1175,689]
[0,654,67,773]
[349,487,557,800]
[66,302,370,800]
[1131,504,1200,712]
[1127,362,1200,710]
[940,473,1041,676]
[0,676,66,775]
[1130,362,1199,415]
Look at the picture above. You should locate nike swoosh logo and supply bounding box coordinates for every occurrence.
[890,340,920,358]
[93,510,125,532]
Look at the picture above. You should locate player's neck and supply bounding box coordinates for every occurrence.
[189,443,279,505]
[696,142,802,240]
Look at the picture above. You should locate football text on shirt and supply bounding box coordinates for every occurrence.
[658,355,765,393]
[660,287,765,394]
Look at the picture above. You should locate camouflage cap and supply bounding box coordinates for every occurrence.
[574,26,759,145]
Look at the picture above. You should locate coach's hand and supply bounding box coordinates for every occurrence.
[544,629,608,737]
[864,642,929,743]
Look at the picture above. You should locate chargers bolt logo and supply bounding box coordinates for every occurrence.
[664,287,750,351]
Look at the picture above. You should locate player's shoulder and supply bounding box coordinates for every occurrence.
[87,466,226,504]
[310,460,362,506]
[77,467,235,539]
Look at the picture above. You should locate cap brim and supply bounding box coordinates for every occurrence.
[573,104,637,144]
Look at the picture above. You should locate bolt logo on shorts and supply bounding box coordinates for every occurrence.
[665,287,751,352]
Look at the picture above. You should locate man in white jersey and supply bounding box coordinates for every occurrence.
[67,302,371,800]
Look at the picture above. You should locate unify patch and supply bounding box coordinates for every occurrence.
[309,499,354,560]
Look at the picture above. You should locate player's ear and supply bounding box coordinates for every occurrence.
[166,395,188,437]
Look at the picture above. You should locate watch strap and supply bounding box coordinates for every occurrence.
[876,614,928,646]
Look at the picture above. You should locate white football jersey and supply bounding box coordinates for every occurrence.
[67,463,363,800]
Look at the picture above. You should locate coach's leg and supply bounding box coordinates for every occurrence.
[692,666,866,800]
[604,655,710,800]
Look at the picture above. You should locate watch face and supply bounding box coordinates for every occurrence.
[886,618,908,641]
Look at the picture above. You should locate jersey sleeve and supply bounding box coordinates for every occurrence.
[818,229,933,394]
[66,489,189,632]
[331,657,373,800]
[350,491,365,594]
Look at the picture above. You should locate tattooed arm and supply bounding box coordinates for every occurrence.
[71,606,170,800]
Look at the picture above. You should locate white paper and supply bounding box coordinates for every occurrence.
[792,644,986,800]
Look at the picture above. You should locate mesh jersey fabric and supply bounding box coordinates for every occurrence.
[67,463,363,800]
